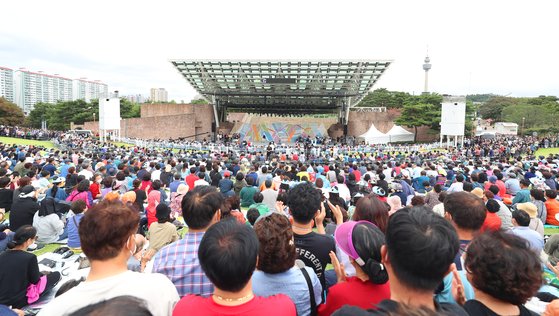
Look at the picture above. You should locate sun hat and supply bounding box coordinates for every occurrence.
[335,221,379,266]
[51,176,65,184]
[471,188,484,199]
[516,202,538,219]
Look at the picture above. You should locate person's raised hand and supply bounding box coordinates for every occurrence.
[450,264,466,306]
[327,200,344,225]
[329,251,346,283]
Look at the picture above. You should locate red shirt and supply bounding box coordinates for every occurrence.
[173,294,296,316]
[546,199,559,226]
[481,212,501,232]
[89,182,101,198]
[318,277,390,316]
[185,174,199,190]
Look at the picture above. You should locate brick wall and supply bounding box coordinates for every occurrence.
[72,103,214,140]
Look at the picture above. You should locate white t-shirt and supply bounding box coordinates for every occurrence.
[38,270,179,316]
[78,169,93,180]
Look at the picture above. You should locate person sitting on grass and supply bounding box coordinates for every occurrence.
[247,208,260,226]
[240,176,258,207]
[148,203,179,252]
[249,192,269,216]
[172,220,296,316]
[0,225,61,309]
[67,200,87,249]
[38,200,179,315]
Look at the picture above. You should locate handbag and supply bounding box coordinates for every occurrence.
[299,266,317,316]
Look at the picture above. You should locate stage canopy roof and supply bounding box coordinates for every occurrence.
[171,60,392,115]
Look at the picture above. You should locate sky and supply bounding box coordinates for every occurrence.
[1,0,558,102]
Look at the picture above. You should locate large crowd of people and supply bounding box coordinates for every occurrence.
[1,127,559,315]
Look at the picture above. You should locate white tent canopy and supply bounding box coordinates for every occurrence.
[359,124,390,144]
[386,125,414,142]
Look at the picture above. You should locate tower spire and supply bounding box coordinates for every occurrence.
[422,51,431,94]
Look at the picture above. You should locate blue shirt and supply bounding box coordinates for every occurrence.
[67,213,84,248]
[59,164,71,178]
[152,232,213,297]
[169,180,184,194]
[253,266,322,316]
[510,226,544,253]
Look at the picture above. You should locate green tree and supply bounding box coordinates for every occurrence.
[191,98,209,105]
[478,96,517,120]
[395,103,439,142]
[357,88,411,108]
[26,102,53,128]
[0,97,25,126]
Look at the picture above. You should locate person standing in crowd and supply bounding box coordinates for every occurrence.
[172,220,296,316]
[252,212,322,316]
[152,186,223,297]
[38,201,179,315]
[463,231,542,316]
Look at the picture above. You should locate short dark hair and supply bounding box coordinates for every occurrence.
[151,180,162,190]
[520,179,530,187]
[465,231,542,305]
[287,182,321,224]
[253,192,263,203]
[68,296,152,316]
[486,199,500,214]
[512,209,531,227]
[71,200,87,214]
[0,176,10,188]
[546,190,558,199]
[198,220,258,292]
[462,182,473,192]
[456,174,464,182]
[79,201,139,261]
[488,185,499,196]
[254,213,296,273]
[444,192,486,231]
[530,189,545,202]
[181,185,224,230]
[247,208,260,226]
[386,206,459,291]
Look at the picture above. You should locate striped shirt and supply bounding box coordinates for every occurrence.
[152,232,214,297]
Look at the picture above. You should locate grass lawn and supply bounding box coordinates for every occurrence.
[535,147,559,157]
[0,136,54,149]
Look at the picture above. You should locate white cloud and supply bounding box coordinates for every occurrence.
[1,0,558,101]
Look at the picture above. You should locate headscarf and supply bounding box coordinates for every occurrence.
[147,190,161,212]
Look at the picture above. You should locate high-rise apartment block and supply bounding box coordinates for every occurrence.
[1,66,109,113]
[73,78,108,102]
[125,94,145,104]
[14,69,73,114]
[0,67,14,103]
[150,88,168,102]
